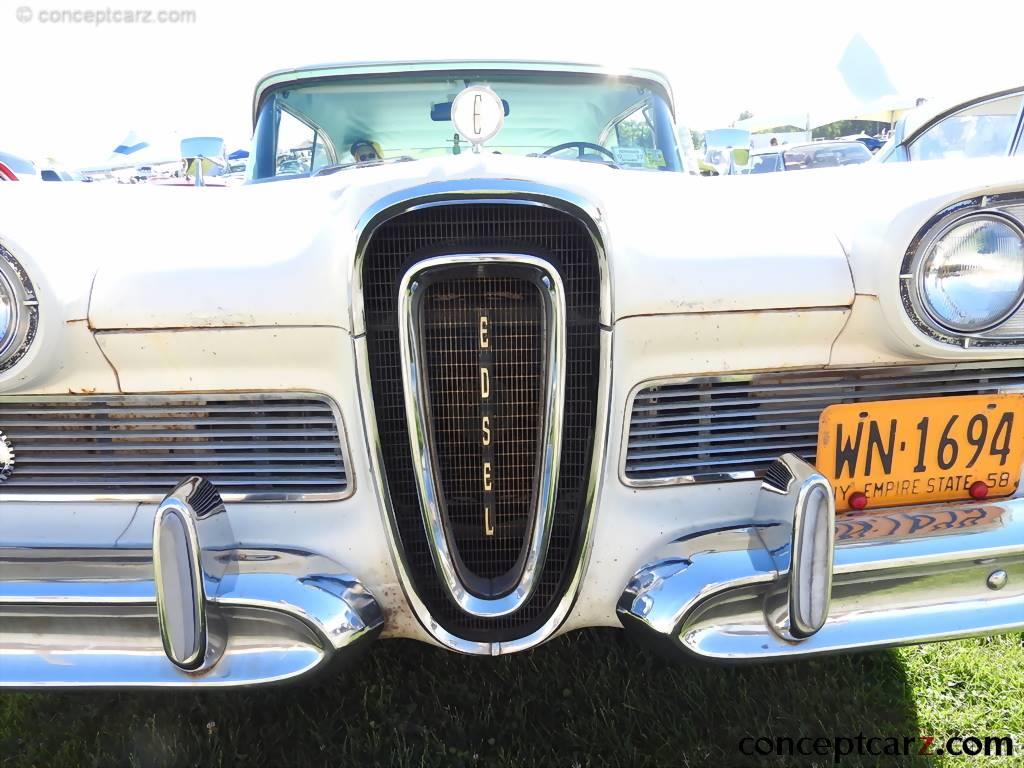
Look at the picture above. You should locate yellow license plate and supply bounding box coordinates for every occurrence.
[816,394,1024,512]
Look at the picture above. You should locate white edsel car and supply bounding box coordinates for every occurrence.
[1,61,1023,688]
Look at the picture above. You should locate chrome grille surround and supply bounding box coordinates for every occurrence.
[0,393,350,501]
[900,193,1024,348]
[623,361,1024,487]
[399,254,566,618]
[352,180,611,655]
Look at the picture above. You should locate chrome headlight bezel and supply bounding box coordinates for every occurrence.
[916,212,1024,333]
[0,241,39,373]
[901,194,1024,348]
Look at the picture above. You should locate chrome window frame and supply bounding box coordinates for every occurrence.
[350,180,612,654]
[0,391,353,503]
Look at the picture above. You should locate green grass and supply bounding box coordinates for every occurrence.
[1,630,1022,767]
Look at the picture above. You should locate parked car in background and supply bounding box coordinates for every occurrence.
[876,84,1024,163]
[2,59,1024,690]
[0,151,40,181]
[843,133,885,153]
[39,167,75,181]
[747,140,872,173]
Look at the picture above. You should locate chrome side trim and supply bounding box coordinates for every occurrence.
[620,359,1024,488]
[398,254,566,617]
[0,392,353,503]
[351,182,610,653]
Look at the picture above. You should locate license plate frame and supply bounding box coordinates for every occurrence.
[815,394,1024,512]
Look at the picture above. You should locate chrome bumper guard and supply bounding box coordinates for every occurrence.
[0,477,383,687]
[618,454,1024,661]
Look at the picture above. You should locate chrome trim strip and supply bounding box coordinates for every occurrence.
[350,182,611,653]
[620,360,1024,488]
[397,254,566,617]
[0,391,354,503]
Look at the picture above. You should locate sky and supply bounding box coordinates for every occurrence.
[2,0,1023,167]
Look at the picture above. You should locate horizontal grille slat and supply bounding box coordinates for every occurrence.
[2,428,337,440]
[625,362,1024,483]
[0,395,347,499]
[630,369,1024,400]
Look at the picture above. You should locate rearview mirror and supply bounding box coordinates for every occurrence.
[431,100,510,121]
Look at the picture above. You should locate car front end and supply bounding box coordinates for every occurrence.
[1,62,1023,688]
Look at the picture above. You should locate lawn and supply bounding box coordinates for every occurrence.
[1,630,1021,767]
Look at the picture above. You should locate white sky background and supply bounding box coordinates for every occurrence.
[1,0,1023,166]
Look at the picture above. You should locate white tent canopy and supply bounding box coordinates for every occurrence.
[723,33,920,132]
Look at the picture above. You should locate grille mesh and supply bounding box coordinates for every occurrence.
[422,274,542,580]
[626,362,1024,483]
[0,395,347,498]
[362,203,601,640]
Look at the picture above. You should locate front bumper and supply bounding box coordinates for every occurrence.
[618,455,1024,661]
[0,478,383,688]
[2,458,1022,687]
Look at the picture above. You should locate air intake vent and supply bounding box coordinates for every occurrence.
[625,362,1024,485]
[0,394,348,500]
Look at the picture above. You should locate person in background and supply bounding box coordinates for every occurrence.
[350,140,383,163]
[770,136,779,147]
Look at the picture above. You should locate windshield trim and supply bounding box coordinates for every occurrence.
[253,64,675,127]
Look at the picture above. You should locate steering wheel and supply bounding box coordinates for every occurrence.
[542,142,619,166]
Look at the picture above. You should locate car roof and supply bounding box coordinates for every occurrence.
[252,59,675,124]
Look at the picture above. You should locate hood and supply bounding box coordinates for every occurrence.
[2,154,1020,332]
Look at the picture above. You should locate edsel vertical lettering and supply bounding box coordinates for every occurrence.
[480,313,495,536]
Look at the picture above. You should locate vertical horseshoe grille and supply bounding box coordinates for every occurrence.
[399,256,564,617]
[361,202,601,641]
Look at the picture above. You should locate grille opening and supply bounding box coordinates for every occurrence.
[362,202,601,640]
[626,363,1024,483]
[421,272,544,585]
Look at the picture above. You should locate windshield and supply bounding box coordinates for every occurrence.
[749,153,783,173]
[250,71,681,180]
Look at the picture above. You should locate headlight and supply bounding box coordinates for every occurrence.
[0,242,39,371]
[919,214,1024,333]
[0,269,19,357]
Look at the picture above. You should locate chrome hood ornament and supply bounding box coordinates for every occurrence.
[450,85,505,153]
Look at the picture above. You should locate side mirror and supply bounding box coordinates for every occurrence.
[731,147,750,166]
